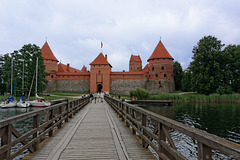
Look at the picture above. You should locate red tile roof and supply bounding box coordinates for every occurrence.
[81,65,87,72]
[41,42,58,62]
[58,63,81,73]
[148,41,173,61]
[130,55,142,62]
[90,53,112,67]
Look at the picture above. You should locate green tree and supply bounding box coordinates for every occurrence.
[181,68,193,92]
[190,35,224,94]
[1,44,48,97]
[173,61,183,91]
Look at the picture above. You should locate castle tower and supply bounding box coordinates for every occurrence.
[90,53,112,93]
[147,40,174,93]
[129,54,142,72]
[41,42,59,80]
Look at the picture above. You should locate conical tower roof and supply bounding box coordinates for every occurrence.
[148,41,173,61]
[41,42,58,62]
[90,53,112,67]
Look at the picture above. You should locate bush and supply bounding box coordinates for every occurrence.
[129,88,149,100]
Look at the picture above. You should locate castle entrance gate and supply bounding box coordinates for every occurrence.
[97,84,102,93]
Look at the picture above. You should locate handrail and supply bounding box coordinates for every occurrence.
[0,97,90,160]
[105,96,240,160]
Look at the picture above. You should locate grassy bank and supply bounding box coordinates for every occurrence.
[150,93,240,103]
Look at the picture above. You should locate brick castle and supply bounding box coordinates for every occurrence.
[41,41,175,94]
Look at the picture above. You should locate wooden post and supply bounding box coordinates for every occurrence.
[126,105,129,127]
[131,109,136,135]
[198,142,212,160]
[49,109,53,137]
[58,105,62,128]
[142,113,146,147]
[33,115,39,151]
[65,99,69,122]
[0,125,11,159]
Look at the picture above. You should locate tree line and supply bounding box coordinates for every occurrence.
[0,44,48,97]
[174,35,240,95]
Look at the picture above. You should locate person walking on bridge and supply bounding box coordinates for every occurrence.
[94,92,97,103]
[100,92,104,102]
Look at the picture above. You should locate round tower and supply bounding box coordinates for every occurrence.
[41,42,59,80]
[147,41,174,93]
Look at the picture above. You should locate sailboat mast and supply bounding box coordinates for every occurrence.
[22,60,24,95]
[11,58,13,96]
[35,57,38,99]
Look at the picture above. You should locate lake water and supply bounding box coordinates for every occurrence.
[140,102,240,159]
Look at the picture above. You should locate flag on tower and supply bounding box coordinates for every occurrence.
[101,41,103,48]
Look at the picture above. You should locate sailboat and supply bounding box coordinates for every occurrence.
[17,60,30,108]
[0,58,17,108]
[29,57,51,107]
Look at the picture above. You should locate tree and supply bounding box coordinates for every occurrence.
[190,35,224,94]
[1,44,48,97]
[173,61,183,91]
[181,68,193,92]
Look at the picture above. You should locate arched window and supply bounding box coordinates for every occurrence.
[152,67,154,71]
[155,74,158,78]
[161,66,164,70]
[51,75,54,78]
[98,71,101,75]
[164,74,167,77]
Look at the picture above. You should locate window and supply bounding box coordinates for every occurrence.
[152,67,154,71]
[98,71,101,75]
[164,74,166,77]
[161,66,164,70]
[155,74,158,78]
[51,75,54,78]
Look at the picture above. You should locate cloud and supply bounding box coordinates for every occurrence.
[0,0,239,71]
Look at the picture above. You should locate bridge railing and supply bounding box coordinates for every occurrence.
[105,96,240,160]
[0,97,89,160]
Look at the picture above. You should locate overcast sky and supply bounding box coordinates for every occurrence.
[0,0,239,71]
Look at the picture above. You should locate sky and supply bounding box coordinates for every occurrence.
[0,0,239,71]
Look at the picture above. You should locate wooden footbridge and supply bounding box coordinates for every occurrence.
[0,96,239,160]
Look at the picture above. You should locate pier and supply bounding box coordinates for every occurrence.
[0,96,239,160]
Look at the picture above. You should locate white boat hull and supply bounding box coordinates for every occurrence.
[17,100,30,108]
[30,100,51,107]
[0,101,17,108]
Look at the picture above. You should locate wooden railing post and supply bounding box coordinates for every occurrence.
[70,102,73,119]
[33,115,39,151]
[126,105,130,127]
[131,109,136,135]
[142,113,146,147]
[49,109,53,137]
[0,125,11,159]
[65,99,69,122]
[198,142,212,160]
[58,105,62,128]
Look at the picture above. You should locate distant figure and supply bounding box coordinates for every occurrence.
[132,96,134,101]
[94,92,98,103]
[118,95,121,99]
[97,92,100,102]
[90,93,93,103]
[100,92,104,102]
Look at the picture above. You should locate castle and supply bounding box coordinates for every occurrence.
[41,40,175,94]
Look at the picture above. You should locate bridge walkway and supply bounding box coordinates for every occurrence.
[24,100,156,160]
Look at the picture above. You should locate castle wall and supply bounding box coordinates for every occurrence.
[110,78,147,95]
[55,80,90,92]
[44,80,57,92]
[146,79,175,94]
